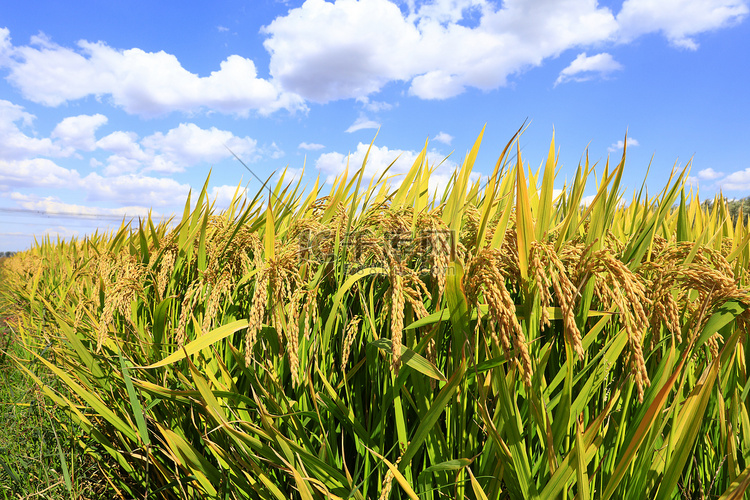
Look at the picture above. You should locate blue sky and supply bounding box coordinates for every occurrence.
[1,0,749,251]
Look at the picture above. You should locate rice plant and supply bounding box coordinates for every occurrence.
[1,128,749,499]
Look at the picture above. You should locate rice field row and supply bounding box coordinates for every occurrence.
[1,129,749,499]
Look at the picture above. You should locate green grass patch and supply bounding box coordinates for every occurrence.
[0,305,123,498]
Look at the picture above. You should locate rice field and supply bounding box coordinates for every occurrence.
[1,129,749,499]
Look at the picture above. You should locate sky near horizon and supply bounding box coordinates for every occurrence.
[1,0,749,251]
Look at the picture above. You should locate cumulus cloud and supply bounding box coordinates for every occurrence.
[0,115,251,210]
[102,155,145,176]
[262,0,620,101]
[0,28,12,65]
[555,52,623,86]
[0,158,81,190]
[346,115,381,133]
[718,168,750,191]
[299,142,325,151]
[262,0,747,102]
[315,142,457,194]
[97,131,146,158]
[608,138,640,152]
[410,0,488,25]
[51,114,108,151]
[81,172,191,206]
[210,184,249,208]
[433,131,454,145]
[0,111,268,195]
[617,0,748,49]
[265,141,285,160]
[357,96,394,112]
[0,155,190,207]
[580,194,598,207]
[96,130,150,175]
[0,31,306,117]
[3,1,745,112]
[92,123,265,175]
[697,167,725,180]
[10,192,154,219]
[263,0,420,102]
[141,123,259,171]
[0,100,72,159]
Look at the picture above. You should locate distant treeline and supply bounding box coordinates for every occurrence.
[0,251,16,258]
[702,196,750,224]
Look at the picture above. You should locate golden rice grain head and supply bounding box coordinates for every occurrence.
[245,269,269,366]
[530,243,552,330]
[377,448,404,500]
[548,265,584,359]
[201,271,233,334]
[156,248,176,298]
[647,271,683,347]
[403,285,429,321]
[464,247,533,387]
[707,333,721,359]
[97,255,146,350]
[610,283,650,402]
[390,271,405,376]
[426,337,437,390]
[176,284,199,346]
[342,316,362,371]
[505,288,533,388]
[285,290,302,385]
[96,304,113,352]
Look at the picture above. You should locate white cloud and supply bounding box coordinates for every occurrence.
[51,114,108,152]
[346,115,381,133]
[265,141,285,160]
[103,155,144,176]
[263,0,421,102]
[0,155,190,208]
[0,158,81,190]
[0,100,72,159]
[357,96,394,112]
[299,142,325,151]
[262,0,747,102]
[555,52,623,86]
[81,173,191,206]
[43,226,81,239]
[608,138,640,152]
[141,123,259,170]
[698,167,724,180]
[0,28,12,66]
[91,123,263,175]
[10,193,154,218]
[3,1,745,113]
[97,131,146,159]
[1,111,268,184]
[315,142,456,194]
[1,31,306,117]
[580,194,598,206]
[96,130,150,174]
[718,168,750,191]
[210,184,249,208]
[617,0,748,50]
[409,0,488,25]
[276,166,305,186]
[434,131,453,145]
[262,0,620,101]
